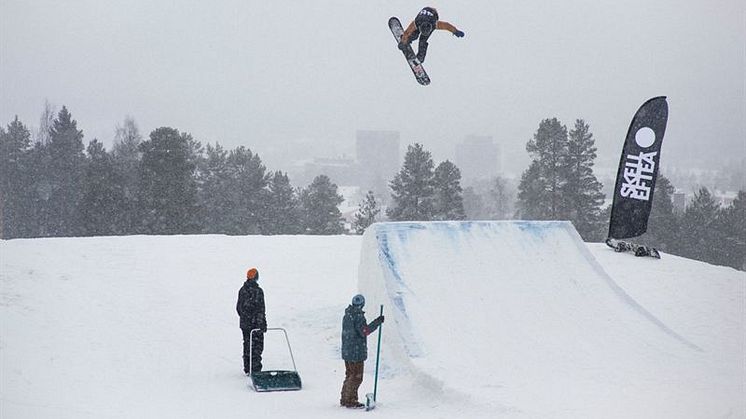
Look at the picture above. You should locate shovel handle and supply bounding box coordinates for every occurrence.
[249,327,299,373]
[372,305,384,401]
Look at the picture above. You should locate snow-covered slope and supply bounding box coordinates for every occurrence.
[358,221,744,418]
[1,229,743,418]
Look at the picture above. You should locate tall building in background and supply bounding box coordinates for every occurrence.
[455,135,501,184]
[356,130,400,196]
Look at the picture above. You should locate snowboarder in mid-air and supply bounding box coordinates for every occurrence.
[398,7,464,63]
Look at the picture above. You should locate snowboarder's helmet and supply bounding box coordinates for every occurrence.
[416,7,438,35]
[247,268,259,280]
[352,294,365,307]
[421,7,438,20]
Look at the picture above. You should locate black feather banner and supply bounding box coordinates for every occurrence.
[608,97,668,239]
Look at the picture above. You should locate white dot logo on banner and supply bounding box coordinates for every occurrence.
[635,127,656,148]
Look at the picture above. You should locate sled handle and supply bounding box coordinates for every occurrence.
[250,327,298,373]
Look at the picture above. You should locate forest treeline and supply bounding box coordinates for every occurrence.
[1,107,743,270]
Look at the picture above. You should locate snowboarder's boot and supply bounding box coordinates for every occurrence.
[399,42,415,59]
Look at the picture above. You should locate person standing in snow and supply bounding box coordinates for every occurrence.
[236,267,267,375]
[339,294,384,408]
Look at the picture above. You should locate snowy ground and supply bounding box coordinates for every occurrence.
[1,224,744,419]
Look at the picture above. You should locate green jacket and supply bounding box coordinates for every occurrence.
[341,305,381,362]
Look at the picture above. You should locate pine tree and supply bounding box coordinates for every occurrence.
[635,175,680,252]
[387,143,435,221]
[563,119,605,241]
[25,141,50,237]
[225,146,269,234]
[35,100,55,145]
[716,191,745,270]
[198,143,233,233]
[516,160,545,219]
[432,160,465,220]
[26,101,57,235]
[300,174,344,235]
[111,116,142,234]
[597,204,612,240]
[43,106,86,236]
[678,187,722,264]
[353,190,381,234]
[136,127,200,234]
[112,116,142,159]
[265,171,302,234]
[517,118,569,220]
[79,140,125,236]
[0,117,33,238]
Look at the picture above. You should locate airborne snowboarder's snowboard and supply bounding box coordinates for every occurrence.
[605,238,661,259]
[388,17,430,86]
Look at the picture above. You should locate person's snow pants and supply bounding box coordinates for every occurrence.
[340,361,364,405]
[241,328,264,373]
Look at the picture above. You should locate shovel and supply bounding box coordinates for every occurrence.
[365,305,384,411]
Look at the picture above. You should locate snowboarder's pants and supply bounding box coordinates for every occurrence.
[241,328,264,373]
[340,361,364,404]
[406,35,430,61]
[416,38,429,62]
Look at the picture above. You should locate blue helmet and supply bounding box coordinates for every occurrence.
[351,294,365,307]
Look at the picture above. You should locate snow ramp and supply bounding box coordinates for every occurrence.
[358,221,729,417]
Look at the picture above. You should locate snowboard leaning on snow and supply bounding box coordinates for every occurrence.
[605,238,661,259]
[388,17,430,86]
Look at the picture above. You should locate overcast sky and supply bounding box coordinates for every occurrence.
[1,0,744,176]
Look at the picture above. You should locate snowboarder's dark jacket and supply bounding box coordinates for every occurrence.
[236,280,267,332]
[341,304,382,362]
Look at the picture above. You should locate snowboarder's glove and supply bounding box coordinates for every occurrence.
[453,30,465,38]
[398,42,408,51]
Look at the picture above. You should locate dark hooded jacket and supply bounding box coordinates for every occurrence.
[236,280,267,331]
[341,304,381,362]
